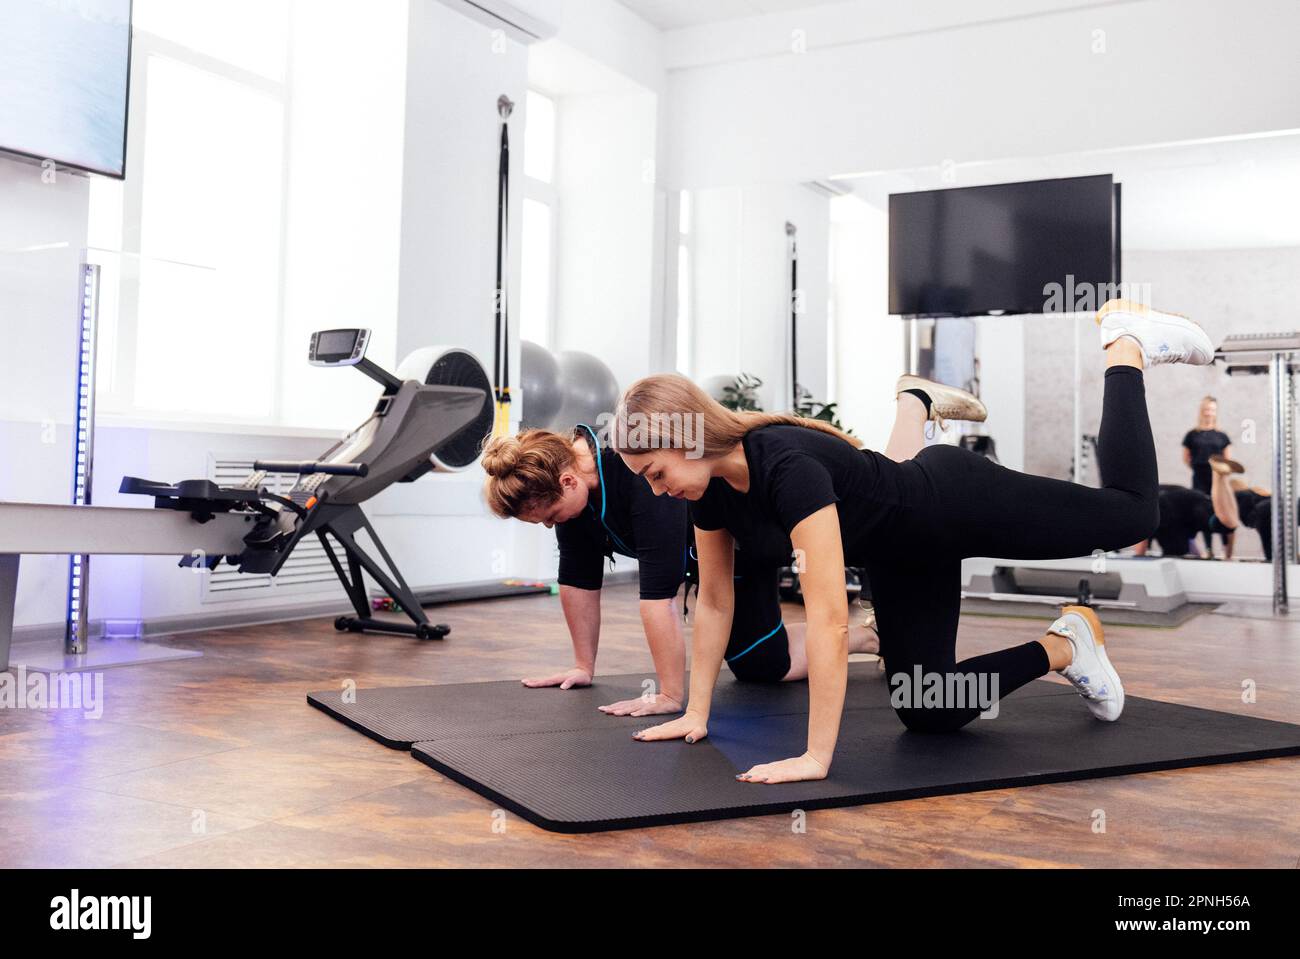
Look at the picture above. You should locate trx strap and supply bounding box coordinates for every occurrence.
[492,95,514,438]
[787,221,800,410]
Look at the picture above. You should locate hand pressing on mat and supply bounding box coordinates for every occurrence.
[521,667,592,690]
[632,712,708,744]
[736,753,829,785]
[599,693,682,717]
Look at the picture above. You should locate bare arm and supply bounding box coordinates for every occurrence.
[597,598,687,715]
[738,504,848,783]
[633,526,734,742]
[522,584,600,688]
[795,506,850,766]
[1210,469,1242,530]
[638,597,686,704]
[559,584,600,672]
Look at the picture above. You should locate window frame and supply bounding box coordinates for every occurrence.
[90,21,295,431]
[519,88,559,351]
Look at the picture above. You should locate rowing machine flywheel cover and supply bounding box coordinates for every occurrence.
[397,346,494,472]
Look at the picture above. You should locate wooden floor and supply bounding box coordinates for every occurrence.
[2,582,1298,868]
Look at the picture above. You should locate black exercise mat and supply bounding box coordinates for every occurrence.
[307,663,1069,749]
[310,666,1300,832]
[410,692,1300,832]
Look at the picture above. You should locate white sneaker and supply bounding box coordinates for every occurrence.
[1048,605,1124,721]
[1096,299,1214,367]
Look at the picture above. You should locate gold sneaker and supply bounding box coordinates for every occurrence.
[1209,454,1244,476]
[896,374,987,426]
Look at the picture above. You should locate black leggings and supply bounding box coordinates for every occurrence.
[864,366,1158,733]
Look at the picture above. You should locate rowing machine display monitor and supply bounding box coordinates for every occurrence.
[121,328,489,640]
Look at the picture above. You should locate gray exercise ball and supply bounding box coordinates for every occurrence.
[554,350,621,429]
[520,339,564,430]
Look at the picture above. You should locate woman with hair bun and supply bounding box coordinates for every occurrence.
[481,423,695,717]
[480,374,986,717]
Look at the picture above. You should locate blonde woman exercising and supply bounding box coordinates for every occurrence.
[478,378,986,715]
[613,300,1215,784]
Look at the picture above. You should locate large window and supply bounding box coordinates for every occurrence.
[131,55,285,418]
[519,89,558,349]
[88,0,297,426]
[674,190,693,375]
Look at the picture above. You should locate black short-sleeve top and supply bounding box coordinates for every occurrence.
[553,423,690,600]
[1182,428,1230,491]
[1182,428,1231,466]
[687,423,899,568]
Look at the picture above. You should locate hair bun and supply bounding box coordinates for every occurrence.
[480,436,520,477]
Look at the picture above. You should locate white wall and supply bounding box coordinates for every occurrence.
[0,160,89,430]
[975,316,1026,472]
[556,0,663,96]
[553,89,658,392]
[663,0,1300,190]
[0,155,94,633]
[279,0,409,428]
[689,181,830,413]
[829,195,902,451]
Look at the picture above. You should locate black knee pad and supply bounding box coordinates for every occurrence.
[891,706,967,734]
[725,562,790,683]
[726,638,791,684]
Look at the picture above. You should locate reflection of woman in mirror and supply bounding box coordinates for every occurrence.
[1208,454,1285,561]
[1182,396,1232,556]
[1182,396,1231,493]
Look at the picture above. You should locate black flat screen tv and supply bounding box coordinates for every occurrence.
[889,174,1120,317]
[0,0,133,178]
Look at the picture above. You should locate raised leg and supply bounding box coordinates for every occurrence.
[884,393,929,462]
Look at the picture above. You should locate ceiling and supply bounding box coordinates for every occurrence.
[616,0,838,31]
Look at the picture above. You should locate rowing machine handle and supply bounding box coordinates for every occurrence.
[253,460,369,477]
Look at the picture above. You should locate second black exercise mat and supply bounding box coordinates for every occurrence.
[307,663,1068,749]
[309,668,1300,833]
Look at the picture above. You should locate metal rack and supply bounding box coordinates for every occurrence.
[1217,332,1299,615]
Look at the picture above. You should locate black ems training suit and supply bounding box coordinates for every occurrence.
[555,424,797,682]
[689,367,1158,732]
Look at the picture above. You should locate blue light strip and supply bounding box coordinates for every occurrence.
[65,264,100,655]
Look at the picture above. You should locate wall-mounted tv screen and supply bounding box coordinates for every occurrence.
[889,174,1119,317]
[0,0,133,178]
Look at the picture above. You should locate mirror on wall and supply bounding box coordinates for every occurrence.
[819,132,1300,577]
